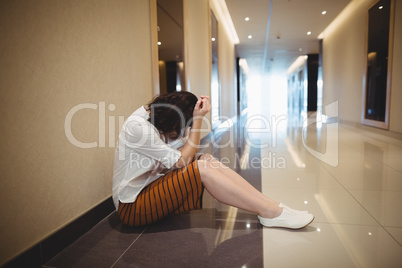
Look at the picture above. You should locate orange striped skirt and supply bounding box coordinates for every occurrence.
[117,158,204,227]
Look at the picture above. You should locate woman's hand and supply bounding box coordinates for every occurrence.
[193,95,211,118]
[175,95,210,168]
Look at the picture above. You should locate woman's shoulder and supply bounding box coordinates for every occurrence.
[123,106,156,135]
[124,106,148,124]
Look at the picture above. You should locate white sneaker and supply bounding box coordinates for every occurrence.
[258,207,314,229]
[279,203,308,214]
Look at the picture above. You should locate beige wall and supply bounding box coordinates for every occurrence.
[0,0,155,264]
[184,0,237,134]
[390,0,402,133]
[211,1,237,119]
[183,0,212,136]
[184,0,211,98]
[322,0,402,133]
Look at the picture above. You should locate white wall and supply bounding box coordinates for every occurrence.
[321,0,402,134]
[0,0,155,264]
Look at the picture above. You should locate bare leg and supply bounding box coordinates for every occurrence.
[197,154,315,229]
[197,154,282,219]
[199,154,280,205]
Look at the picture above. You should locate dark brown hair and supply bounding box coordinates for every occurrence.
[147,91,198,140]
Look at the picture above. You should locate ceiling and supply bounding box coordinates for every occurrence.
[156,0,352,78]
[225,0,351,77]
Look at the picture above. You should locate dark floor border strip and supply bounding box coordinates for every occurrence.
[2,197,115,268]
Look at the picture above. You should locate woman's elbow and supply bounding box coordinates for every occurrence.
[173,157,186,168]
[173,156,193,168]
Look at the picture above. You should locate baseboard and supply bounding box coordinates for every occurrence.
[2,197,115,268]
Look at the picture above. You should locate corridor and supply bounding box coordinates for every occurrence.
[44,112,402,267]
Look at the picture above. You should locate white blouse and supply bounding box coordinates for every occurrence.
[112,106,184,210]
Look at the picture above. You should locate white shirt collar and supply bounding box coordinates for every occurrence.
[136,105,150,120]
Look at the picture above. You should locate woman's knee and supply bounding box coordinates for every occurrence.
[197,153,216,169]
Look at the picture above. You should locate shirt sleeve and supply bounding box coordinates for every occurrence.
[168,137,186,150]
[121,117,181,169]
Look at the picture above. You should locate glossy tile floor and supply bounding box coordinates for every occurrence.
[44,113,402,267]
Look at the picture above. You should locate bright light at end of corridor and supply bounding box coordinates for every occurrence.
[239,59,249,75]
[269,75,288,116]
[246,75,261,115]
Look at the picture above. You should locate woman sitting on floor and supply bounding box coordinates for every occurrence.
[112,91,314,229]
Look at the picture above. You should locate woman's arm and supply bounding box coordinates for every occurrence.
[174,96,210,168]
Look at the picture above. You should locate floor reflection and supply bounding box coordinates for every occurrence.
[261,108,402,267]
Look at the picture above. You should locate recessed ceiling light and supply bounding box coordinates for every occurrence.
[245,17,250,21]
[307,31,312,35]
[157,41,161,45]
[248,35,252,39]
[322,11,327,15]
[379,5,383,9]
[299,48,302,51]
[211,37,216,41]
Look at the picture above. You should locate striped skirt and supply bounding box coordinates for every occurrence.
[117,158,204,227]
